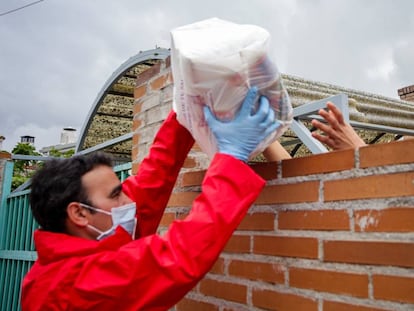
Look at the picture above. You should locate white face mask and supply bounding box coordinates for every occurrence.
[80,202,137,240]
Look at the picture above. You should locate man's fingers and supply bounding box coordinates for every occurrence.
[256,95,271,120]
[239,87,258,117]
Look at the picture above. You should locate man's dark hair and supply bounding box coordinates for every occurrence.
[30,152,113,233]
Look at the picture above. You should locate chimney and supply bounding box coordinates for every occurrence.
[0,135,5,150]
[60,127,77,145]
[398,84,414,140]
[398,84,414,102]
[20,135,35,145]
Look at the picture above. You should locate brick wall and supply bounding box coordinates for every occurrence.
[166,140,414,311]
[398,84,414,102]
[132,56,210,175]
[133,62,414,311]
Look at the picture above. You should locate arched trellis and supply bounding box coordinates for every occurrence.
[75,48,170,162]
[75,47,414,161]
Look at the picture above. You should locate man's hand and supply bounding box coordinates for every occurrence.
[204,87,279,162]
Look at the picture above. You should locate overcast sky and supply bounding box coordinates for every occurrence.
[1,0,413,152]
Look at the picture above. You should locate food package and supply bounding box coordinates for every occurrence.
[171,18,292,160]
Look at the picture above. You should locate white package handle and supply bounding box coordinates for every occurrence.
[171,18,292,160]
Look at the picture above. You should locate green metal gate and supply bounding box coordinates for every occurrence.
[0,160,131,311]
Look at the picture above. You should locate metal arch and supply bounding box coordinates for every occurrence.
[75,48,170,153]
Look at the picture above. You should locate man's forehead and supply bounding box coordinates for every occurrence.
[82,165,120,193]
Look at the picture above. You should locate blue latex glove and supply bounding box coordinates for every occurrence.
[203,87,279,162]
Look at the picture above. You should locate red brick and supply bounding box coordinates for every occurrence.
[373,274,414,304]
[133,101,143,114]
[176,298,218,311]
[254,236,318,259]
[278,209,349,231]
[135,62,161,86]
[167,192,199,207]
[132,119,142,131]
[238,212,275,231]
[282,149,355,177]
[289,267,368,297]
[165,56,171,69]
[359,139,414,168]
[209,257,225,275]
[199,278,247,304]
[131,162,139,175]
[354,207,414,232]
[324,172,414,201]
[150,74,169,91]
[224,234,250,253]
[192,143,202,152]
[323,300,391,311]
[252,289,318,311]
[182,156,198,169]
[182,171,205,187]
[222,307,250,311]
[133,84,147,100]
[250,162,278,180]
[228,259,285,284]
[0,151,11,159]
[131,146,138,163]
[159,212,175,227]
[324,240,414,268]
[132,133,139,147]
[257,181,319,204]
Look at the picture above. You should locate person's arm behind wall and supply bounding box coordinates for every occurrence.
[122,111,195,238]
[263,140,291,161]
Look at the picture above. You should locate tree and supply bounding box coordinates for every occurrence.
[48,147,75,158]
[11,143,42,190]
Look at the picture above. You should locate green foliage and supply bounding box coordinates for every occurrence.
[48,147,75,158]
[12,143,41,173]
[10,143,75,190]
[12,175,28,190]
[11,142,41,190]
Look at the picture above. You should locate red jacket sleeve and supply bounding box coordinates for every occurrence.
[70,154,265,311]
[122,111,194,237]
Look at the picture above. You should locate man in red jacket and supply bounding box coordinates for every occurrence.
[21,87,278,311]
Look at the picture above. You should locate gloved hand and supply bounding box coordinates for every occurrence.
[203,87,279,162]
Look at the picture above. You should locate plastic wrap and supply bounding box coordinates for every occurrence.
[171,18,292,159]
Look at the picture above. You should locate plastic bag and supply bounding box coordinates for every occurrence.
[171,18,292,160]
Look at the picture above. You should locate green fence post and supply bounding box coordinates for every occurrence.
[1,161,14,248]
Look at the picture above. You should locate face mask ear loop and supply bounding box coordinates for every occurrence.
[81,203,113,240]
[87,224,104,236]
[80,203,112,216]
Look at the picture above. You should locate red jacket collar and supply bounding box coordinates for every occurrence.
[34,227,133,265]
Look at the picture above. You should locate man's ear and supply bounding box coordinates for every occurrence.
[66,202,88,227]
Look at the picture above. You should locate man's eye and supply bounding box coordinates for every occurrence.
[109,185,123,199]
[111,191,121,199]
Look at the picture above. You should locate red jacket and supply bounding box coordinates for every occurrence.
[21,112,265,311]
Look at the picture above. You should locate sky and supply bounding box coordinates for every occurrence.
[1,0,413,152]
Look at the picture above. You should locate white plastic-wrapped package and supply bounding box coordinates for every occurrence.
[171,18,292,160]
